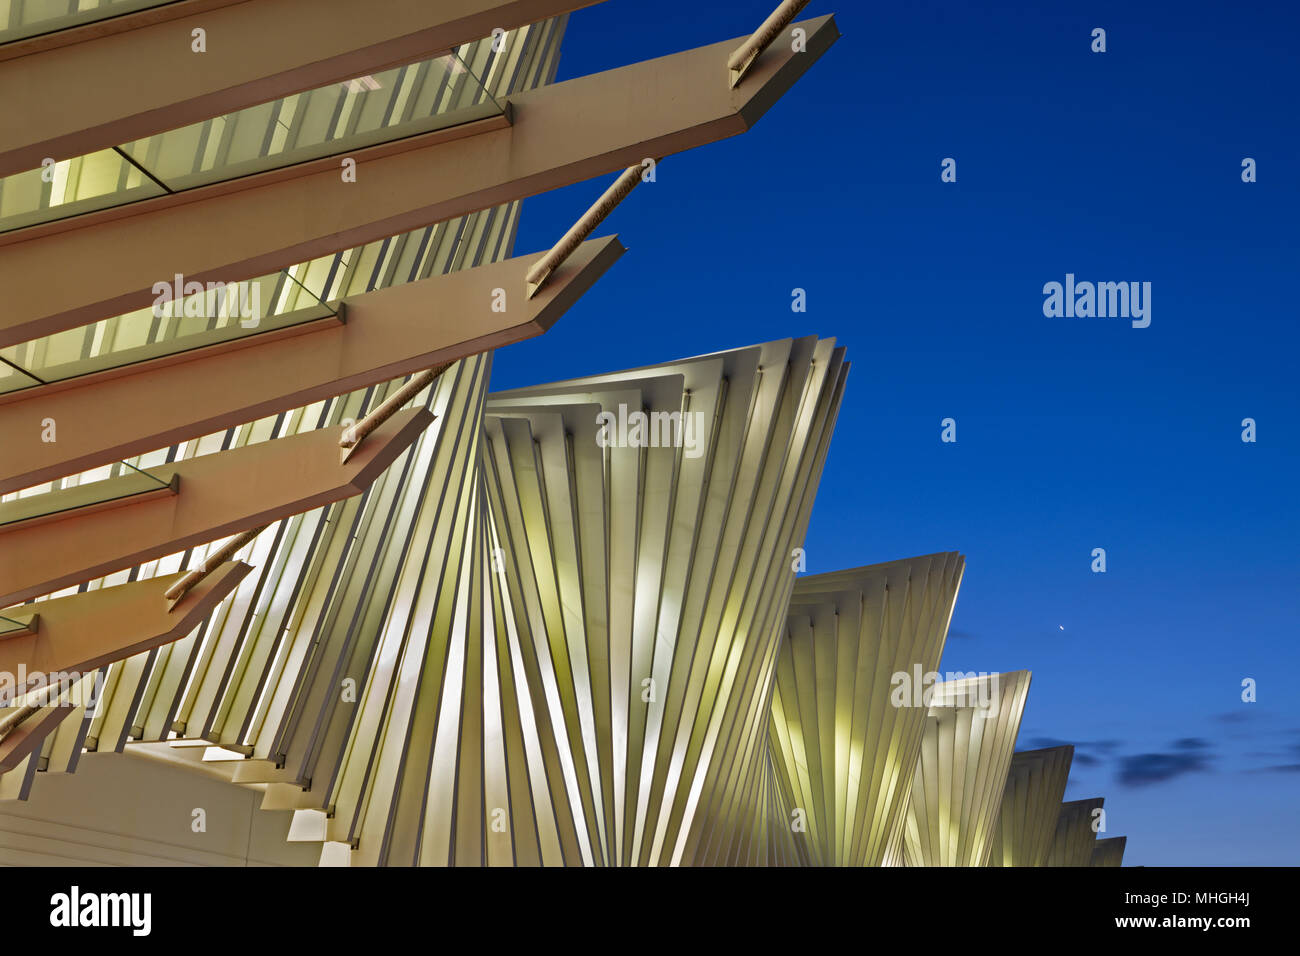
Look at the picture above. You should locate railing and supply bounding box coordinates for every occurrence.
[728,0,810,88]
[164,526,266,609]
[525,163,649,298]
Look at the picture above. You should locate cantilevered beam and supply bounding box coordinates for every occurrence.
[0,562,250,699]
[0,701,78,773]
[0,0,605,177]
[0,16,838,346]
[0,409,430,605]
[0,237,621,494]
[0,561,249,771]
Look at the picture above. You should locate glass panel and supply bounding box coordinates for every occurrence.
[0,49,499,234]
[0,358,42,394]
[115,458,173,489]
[1,458,173,528]
[2,458,172,500]
[0,0,175,45]
[118,51,501,191]
[0,148,166,232]
[0,51,500,233]
[0,270,336,386]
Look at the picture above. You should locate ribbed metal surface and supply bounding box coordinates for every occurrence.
[898,670,1032,867]
[0,17,569,805]
[1091,835,1126,867]
[988,745,1074,867]
[752,553,966,866]
[1047,797,1105,867]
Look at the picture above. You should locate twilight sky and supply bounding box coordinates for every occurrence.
[497,0,1300,865]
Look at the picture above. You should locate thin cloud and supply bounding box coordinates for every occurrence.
[1117,740,1213,787]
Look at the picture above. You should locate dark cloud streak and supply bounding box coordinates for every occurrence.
[1117,740,1213,787]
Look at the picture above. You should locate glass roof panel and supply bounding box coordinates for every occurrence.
[3,455,173,507]
[118,52,501,190]
[0,51,500,234]
[0,269,336,388]
[0,0,176,45]
[0,357,42,394]
[0,611,33,633]
[1,454,175,546]
[0,148,166,231]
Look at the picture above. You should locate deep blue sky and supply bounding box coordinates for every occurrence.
[497,1,1300,865]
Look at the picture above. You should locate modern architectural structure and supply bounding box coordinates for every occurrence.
[1047,797,1108,867]
[1091,836,1127,867]
[762,554,966,866]
[0,1,1127,866]
[896,671,1032,867]
[987,745,1074,867]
